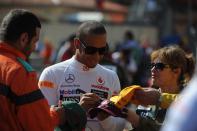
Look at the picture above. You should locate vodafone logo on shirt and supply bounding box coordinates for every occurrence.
[91,76,109,91]
[97,76,105,85]
[91,84,109,91]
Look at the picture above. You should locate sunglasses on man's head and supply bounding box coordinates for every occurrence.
[150,63,170,70]
[79,39,108,55]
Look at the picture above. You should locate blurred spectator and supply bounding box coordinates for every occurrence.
[100,51,130,89]
[96,0,105,10]
[160,34,192,54]
[160,34,181,47]
[55,33,76,63]
[115,30,143,85]
[139,36,153,86]
[40,39,54,65]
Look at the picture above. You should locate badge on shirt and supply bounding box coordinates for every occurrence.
[97,76,105,85]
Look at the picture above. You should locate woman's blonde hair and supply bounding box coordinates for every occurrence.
[151,45,195,88]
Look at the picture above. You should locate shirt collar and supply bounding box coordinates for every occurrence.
[0,42,27,60]
[69,55,97,72]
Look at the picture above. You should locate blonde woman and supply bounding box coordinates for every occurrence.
[126,45,195,131]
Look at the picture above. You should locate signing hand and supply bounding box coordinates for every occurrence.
[79,93,101,111]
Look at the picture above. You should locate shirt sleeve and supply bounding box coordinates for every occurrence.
[38,67,59,105]
[111,71,121,96]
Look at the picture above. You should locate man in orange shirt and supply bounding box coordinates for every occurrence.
[0,9,86,131]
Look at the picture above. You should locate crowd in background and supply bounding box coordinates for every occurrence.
[31,29,194,89]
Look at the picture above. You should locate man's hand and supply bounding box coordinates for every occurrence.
[79,93,101,111]
[133,88,161,106]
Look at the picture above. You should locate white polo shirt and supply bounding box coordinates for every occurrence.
[39,56,127,131]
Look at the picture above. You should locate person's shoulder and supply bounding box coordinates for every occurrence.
[2,55,32,74]
[97,64,117,75]
[16,57,35,72]
[40,61,69,80]
[1,57,37,83]
[45,58,71,71]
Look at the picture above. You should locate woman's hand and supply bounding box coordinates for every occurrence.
[133,88,161,106]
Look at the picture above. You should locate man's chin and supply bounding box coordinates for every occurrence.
[24,52,32,61]
[23,49,32,58]
[86,61,98,68]
[88,65,96,68]
[87,63,97,68]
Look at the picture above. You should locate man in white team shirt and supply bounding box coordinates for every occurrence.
[39,20,127,131]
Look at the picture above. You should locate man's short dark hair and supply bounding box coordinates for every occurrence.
[76,20,106,41]
[0,9,41,43]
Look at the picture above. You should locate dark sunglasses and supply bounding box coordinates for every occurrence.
[79,39,108,55]
[150,63,170,70]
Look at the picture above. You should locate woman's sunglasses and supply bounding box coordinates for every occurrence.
[150,63,170,70]
[78,39,108,55]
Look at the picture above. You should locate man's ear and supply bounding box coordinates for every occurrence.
[74,38,80,49]
[19,33,29,48]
